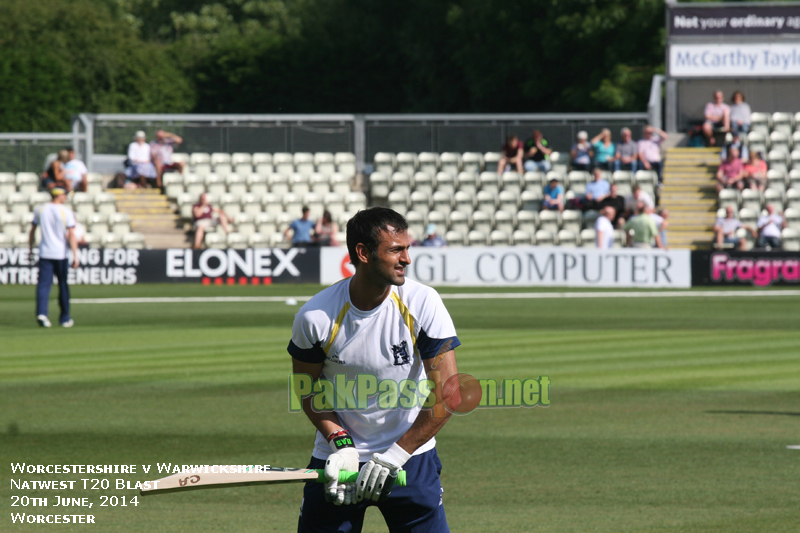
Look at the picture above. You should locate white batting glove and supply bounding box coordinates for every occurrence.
[324,431,359,505]
[356,443,411,502]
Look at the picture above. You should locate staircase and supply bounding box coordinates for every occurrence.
[659,147,720,250]
[114,189,188,249]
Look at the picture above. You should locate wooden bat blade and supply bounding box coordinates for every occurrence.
[140,467,320,495]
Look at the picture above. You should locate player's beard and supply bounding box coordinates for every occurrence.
[371,257,407,287]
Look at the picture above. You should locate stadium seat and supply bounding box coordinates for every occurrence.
[534,229,555,246]
[245,174,267,196]
[418,152,440,176]
[314,153,336,176]
[764,189,784,212]
[273,153,294,176]
[414,172,434,196]
[269,174,290,196]
[453,191,474,216]
[290,174,310,196]
[231,153,252,166]
[409,191,430,215]
[234,163,253,176]
[738,207,758,230]
[445,230,465,247]
[770,131,791,155]
[749,113,770,136]
[345,191,367,212]
[467,230,488,246]
[406,211,425,242]
[0,233,12,247]
[461,152,483,174]
[29,192,51,211]
[520,190,542,212]
[791,149,800,171]
[768,150,789,174]
[479,172,500,194]
[567,171,589,195]
[557,229,578,247]
[561,210,582,234]
[483,152,501,173]
[163,173,184,200]
[494,210,514,234]
[516,210,537,234]
[538,210,559,234]
[396,153,418,176]
[85,173,104,195]
[252,153,272,166]
[435,172,455,195]
[388,191,408,215]
[294,153,315,176]
[335,153,357,177]
[766,169,787,193]
[100,233,123,249]
[511,229,532,245]
[225,174,247,196]
[445,211,468,235]
[390,172,411,196]
[72,193,95,216]
[772,112,794,135]
[612,171,633,197]
[522,172,544,195]
[471,211,492,235]
[497,191,519,216]
[193,163,212,177]
[490,230,510,246]
[740,189,760,212]
[0,173,16,196]
[16,173,39,195]
[330,174,352,196]
[456,172,478,195]
[1,213,21,236]
[252,213,275,236]
[635,170,658,196]
[746,131,768,155]
[305,192,325,219]
[431,191,453,216]
[210,153,231,166]
[324,193,346,218]
[281,192,301,218]
[440,153,461,176]
[255,163,274,176]
[374,152,396,175]
[109,213,131,235]
[369,172,390,199]
[310,173,331,195]
[718,189,739,211]
[580,228,597,247]
[790,171,800,190]
[184,174,205,196]
[87,213,108,236]
[226,232,248,249]
[218,193,240,217]
[786,188,800,210]
[783,207,800,230]
[120,232,144,249]
[475,191,497,216]
[549,151,568,174]
[237,194,259,216]
[205,174,226,196]
[248,233,269,247]
[583,209,600,230]
[500,172,522,195]
[204,232,226,249]
[213,163,232,177]
[0,194,6,216]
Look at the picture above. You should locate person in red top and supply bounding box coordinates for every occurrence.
[742,151,767,191]
[497,135,523,175]
[715,146,745,192]
[192,193,230,249]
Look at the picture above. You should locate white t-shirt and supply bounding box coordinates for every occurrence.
[127,141,152,164]
[289,277,460,462]
[650,213,664,230]
[33,203,76,260]
[624,191,654,213]
[64,159,87,186]
[758,214,782,238]
[594,216,615,249]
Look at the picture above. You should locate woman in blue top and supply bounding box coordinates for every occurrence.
[591,129,616,171]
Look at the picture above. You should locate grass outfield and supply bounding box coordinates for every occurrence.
[1,284,799,532]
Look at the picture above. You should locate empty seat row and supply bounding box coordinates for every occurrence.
[0,172,105,196]
[175,191,367,221]
[748,112,800,136]
[0,227,144,249]
[0,192,117,217]
[718,188,800,212]
[373,151,567,176]
[440,228,623,248]
[178,152,357,178]
[163,172,353,200]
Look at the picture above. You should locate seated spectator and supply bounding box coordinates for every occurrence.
[720,131,748,162]
[42,150,69,191]
[126,131,159,187]
[192,193,230,249]
[523,131,552,173]
[713,206,753,250]
[614,127,639,172]
[624,185,654,220]
[497,135,523,174]
[151,130,185,183]
[756,204,785,249]
[742,151,767,191]
[624,202,663,249]
[420,223,446,247]
[570,131,592,171]
[63,148,88,193]
[716,147,745,192]
[595,206,616,249]
[599,183,626,228]
[73,221,88,248]
[650,208,669,248]
[313,210,339,247]
[582,168,611,210]
[729,91,751,135]
[702,91,730,146]
[285,206,315,246]
[637,125,666,184]
[542,177,564,212]
[590,129,615,171]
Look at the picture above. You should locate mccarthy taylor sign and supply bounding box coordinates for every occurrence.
[320,247,691,288]
[670,43,800,77]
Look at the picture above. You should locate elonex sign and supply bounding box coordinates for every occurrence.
[670,43,800,78]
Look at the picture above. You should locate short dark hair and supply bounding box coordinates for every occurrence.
[301,206,310,214]
[346,207,408,265]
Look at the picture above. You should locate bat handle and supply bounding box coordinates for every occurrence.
[313,469,407,487]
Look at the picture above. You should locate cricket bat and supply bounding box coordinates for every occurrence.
[140,466,407,495]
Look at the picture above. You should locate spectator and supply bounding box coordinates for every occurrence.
[570,131,592,171]
[756,204,785,249]
[583,167,611,210]
[637,125,667,184]
[126,131,159,188]
[599,183,626,228]
[590,129,615,171]
[713,206,753,250]
[497,135,523,175]
[523,131,552,172]
[624,185,654,220]
[192,193,230,249]
[624,201,663,248]
[72,220,88,248]
[151,130,185,183]
[729,91,751,135]
[542,177,565,212]
[614,127,639,172]
[29,187,78,328]
[313,210,339,247]
[595,206,616,249]
[650,208,669,248]
[42,150,69,191]
[420,223,446,247]
[742,151,767,191]
[702,90,730,145]
[720,131,749,162]
[285,206,315,246]
[63,148,88,193]
[716,146,745,193]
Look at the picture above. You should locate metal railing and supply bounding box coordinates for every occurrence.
[0,132,87,173]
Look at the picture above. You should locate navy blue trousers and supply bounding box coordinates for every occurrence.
[36,258,71,324]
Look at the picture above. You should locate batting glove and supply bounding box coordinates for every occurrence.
[356,443,410,502]
[324,430,359,505]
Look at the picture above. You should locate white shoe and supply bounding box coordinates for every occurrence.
[61,319,74,328]
[37,315,52,328]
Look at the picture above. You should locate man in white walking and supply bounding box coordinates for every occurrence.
[29,187,79,327]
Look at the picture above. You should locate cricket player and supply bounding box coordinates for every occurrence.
[30,187,79,327]
[288,207,461,532]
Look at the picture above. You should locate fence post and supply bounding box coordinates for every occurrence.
[354,114,366,174]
